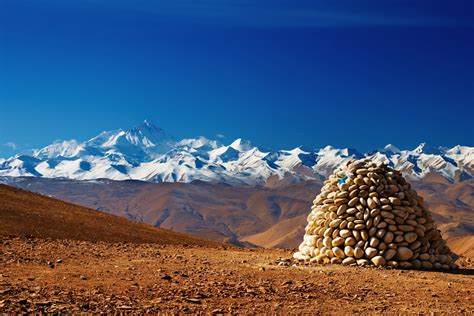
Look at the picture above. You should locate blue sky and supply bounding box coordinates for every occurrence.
[0,0,473,157]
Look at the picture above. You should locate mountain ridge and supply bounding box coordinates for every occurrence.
[1,120,472,184]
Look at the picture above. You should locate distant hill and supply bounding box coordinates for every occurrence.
[3,177,472,257]
[0,183,219,247]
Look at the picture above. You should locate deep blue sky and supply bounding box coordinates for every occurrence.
[1,0,473,157]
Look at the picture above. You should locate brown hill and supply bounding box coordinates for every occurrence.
[0,184,218,247]
[3,177,473,257]
[5,178,320,243]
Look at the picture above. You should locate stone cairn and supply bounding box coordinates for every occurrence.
[293,159,458,270]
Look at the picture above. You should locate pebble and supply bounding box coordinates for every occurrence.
[332,247,345,259]
[383,231,394,244]
[383,249,397,260]
[332,237,345,247]
[357,259,369,266]
[367,198,377,210]
[403,232,417,243]
[339,230,352,238]
[348,197,359,207]
[365,247,378,259]
[398,225,414,232]
[421,261,433,269]
[389,197,401,206]
[396,247,413,261]
[369,237,379,248]
[344,246,354,257]
[354,247,364,259]
[342,257,356,265]
[371,256,386,267]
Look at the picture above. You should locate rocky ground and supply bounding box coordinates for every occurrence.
[0,237,473,313]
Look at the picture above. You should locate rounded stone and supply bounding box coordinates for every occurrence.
[330,219,342,228]
[398,225,414,232]
[332,247,346,259]
[331,257,342,264]
[316,254,330,264]
[367,198,377,210]
[339,229,352,238]
[354,247,364,259]
[421,261,433,269]
[342,257,356,265]
[344,246,354,257]
[332,237,345,247]
[381,211,394,219]
[344,237,356,246]
[365,247,378,259]
[337,204,348,216]
[418,253,430,260]
[411,259,422,269]
[323,237,333,249]
[389,197,401,206]
[404,232,417,243]
[348,197,359,207]
[394,235,404,243]
[396,247,413,261]
[371,256,386,267]
[399,261,413,269]
[383,249,397,260]
[357,259,370,266]
[369,237,380,248]
[383,231,394,244]
[336,191,349,198]
[334,198,348,206]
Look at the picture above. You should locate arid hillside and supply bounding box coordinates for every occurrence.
[0,184,218,247]
[0,182,473,313]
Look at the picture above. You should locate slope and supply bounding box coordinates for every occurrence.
[0,184,218,246]
[2,177,473,257]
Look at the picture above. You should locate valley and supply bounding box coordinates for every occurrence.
[3,176,473,257]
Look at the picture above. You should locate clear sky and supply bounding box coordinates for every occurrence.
[1,0,473,157]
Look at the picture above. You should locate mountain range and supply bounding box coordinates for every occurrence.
[1,120,472,184]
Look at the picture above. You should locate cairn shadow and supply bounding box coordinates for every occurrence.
[424,267,474,276]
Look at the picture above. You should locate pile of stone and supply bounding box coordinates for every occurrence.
[293,159,458,270]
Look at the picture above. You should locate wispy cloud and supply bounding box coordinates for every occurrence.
[4,142,17,150]
[114,0,474,28]
[216,133,226,139]
[30,0,474,28]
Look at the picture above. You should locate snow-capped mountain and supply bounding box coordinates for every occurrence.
[1,120,472,184]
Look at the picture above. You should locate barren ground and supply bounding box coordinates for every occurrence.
[1,237,473,313]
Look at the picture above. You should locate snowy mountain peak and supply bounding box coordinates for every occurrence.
[381,144,401,154]
[413,143,443,155]
[176,137,220,150]
[33,139,84,159]
[229,138,252,151]
[127,120,175,146]
[132,119,166,135]
[0,120,472,184]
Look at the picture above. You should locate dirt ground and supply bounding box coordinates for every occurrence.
[1,237,473,313]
